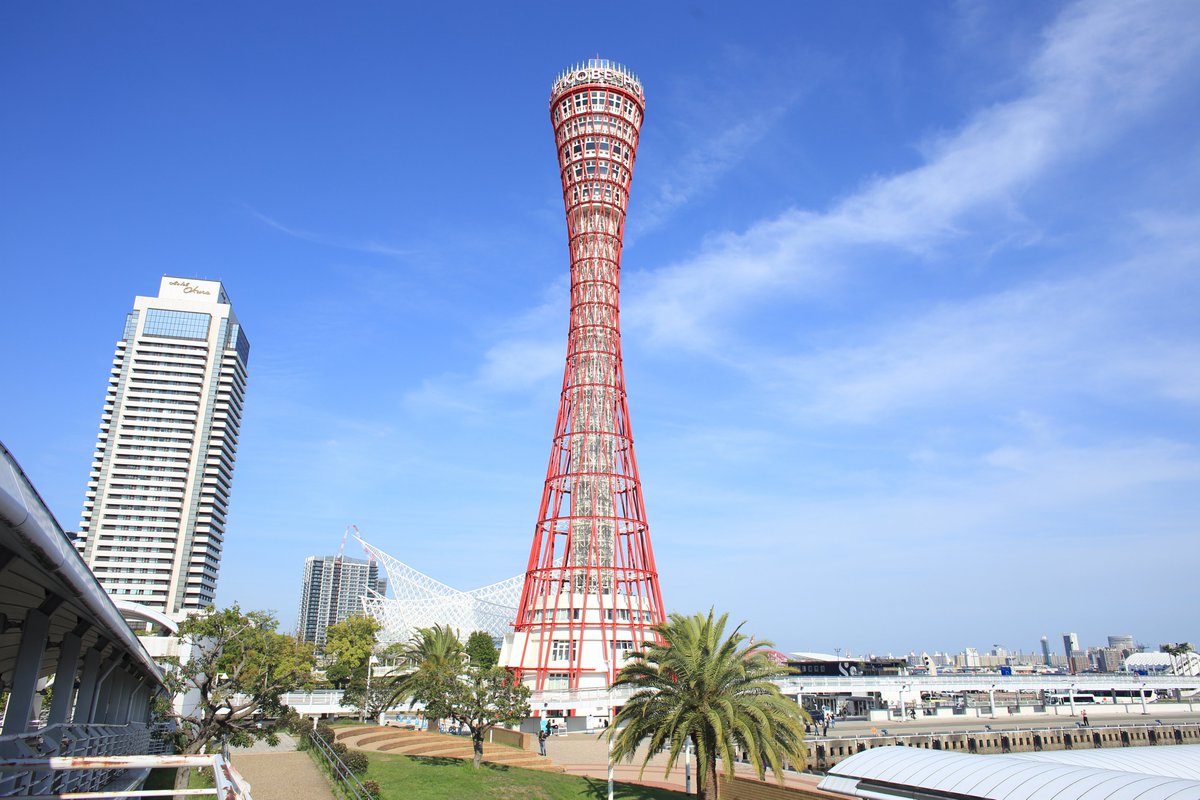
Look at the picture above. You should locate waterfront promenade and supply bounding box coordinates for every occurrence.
[547,706,1200,793]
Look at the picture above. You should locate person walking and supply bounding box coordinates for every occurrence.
[1081,710,1089,727]
[538,728,548,756]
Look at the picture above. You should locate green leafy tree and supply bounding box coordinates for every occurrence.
[421,665,531,768]
[608,609,808,800]
[465,631,499,669]
[323,615,384,720]
[323,615,381,688]
[160,606,315,794]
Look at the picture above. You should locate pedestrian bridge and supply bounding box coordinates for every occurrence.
[0,440,252,797]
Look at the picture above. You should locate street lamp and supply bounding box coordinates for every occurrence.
[1068,682,1077,717]
[685,738,693,795]
[1140,682,1148,715]
[602,660,614,800]
[362,654,379,724]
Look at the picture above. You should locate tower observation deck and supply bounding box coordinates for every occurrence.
[501,60,665,694]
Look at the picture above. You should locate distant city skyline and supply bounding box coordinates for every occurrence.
[2,0,1198,652]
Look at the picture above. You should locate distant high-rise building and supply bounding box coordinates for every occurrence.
[75,277,249,617]
[296,555,386,648]
[1041,636,1052,666]
[1063,632,1080,659]
[1108,634,1135,653]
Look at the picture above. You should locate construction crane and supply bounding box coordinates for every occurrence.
[338,524,360,561]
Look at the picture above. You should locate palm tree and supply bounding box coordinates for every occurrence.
[608,610,808,800]
[387,624,465,732]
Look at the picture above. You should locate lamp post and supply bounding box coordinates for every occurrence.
[1068,683,1077,717]
[685,738,692,795]
[361,653,379,724]
[603,660,614,800]
[1140,682,1148,715]
[989,684,996,719]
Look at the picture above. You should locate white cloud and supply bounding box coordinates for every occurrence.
[624,0,1200,349]
[241,203,413,259]
[758,213,1200,423]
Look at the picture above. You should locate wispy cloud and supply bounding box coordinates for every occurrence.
[630,46,821,235]
[634,103,794,234]
[624,0,1200,349]
[758,217,1200,423]
[240,203,413,259]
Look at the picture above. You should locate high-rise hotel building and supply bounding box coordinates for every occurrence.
[75,277,249,618]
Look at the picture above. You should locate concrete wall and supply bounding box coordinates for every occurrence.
[805,722,1200,772]
[487,726,536,751]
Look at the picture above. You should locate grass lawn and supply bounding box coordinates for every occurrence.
[366,753,688,800]
[142,767,214,790]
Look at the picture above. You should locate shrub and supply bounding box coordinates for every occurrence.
[332,741,349,759]
[361,780,382,799]
[315,722,336,743]
[343,750,369,775]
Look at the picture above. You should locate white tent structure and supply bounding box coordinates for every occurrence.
[357,536,522,644]
[819,745,1200,800]
[1125,651,1200,677]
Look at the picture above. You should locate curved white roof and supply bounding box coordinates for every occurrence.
[1008,745,1200,780]
[819,745,1200,800]
[1126,652,1200,676]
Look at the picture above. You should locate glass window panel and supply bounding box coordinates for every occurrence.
[143,309,211,340]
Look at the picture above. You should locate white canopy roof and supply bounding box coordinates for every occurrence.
[819,745,1200,800]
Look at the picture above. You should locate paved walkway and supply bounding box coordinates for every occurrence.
[546,731,825,793]
[229,737,336,800]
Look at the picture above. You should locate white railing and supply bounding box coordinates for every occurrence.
[0,753,250,799]
[0,723,155,797]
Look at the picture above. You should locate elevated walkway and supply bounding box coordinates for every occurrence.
[335,725,563,773]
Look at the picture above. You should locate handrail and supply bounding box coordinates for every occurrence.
[0,752,251,798]
[307,730,373,800]
[813,720,1200,741]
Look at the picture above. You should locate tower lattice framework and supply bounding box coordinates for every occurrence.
[505,59,665,693]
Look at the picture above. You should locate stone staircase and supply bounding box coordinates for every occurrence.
[335,725,564,773]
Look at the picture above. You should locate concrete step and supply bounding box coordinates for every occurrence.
[336,725,564,772]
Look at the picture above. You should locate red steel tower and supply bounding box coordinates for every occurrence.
[501,60,665,693]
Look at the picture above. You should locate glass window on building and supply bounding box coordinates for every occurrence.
[143,309,211,340]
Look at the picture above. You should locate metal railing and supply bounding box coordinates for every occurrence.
[307,730,373,800]
[0,752,251,799]
[0,723,153,797]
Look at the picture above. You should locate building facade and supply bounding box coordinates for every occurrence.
[502,59,666,694]
[296,555,386,648]
[75,277,249,618]
[1062,632,1080,660]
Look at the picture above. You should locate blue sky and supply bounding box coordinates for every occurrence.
[2,1,1197,657]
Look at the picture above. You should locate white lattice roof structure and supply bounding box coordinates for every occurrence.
[357,536,522,644]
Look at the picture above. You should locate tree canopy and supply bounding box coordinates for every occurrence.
[608,609,808,800]
[419,665,531,767]
[160,605,314,792]
[465,630,499,669]
[323,615,381,687]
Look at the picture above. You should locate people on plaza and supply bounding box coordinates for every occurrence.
[538,727,548,756]
[1081,710,1089,726]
